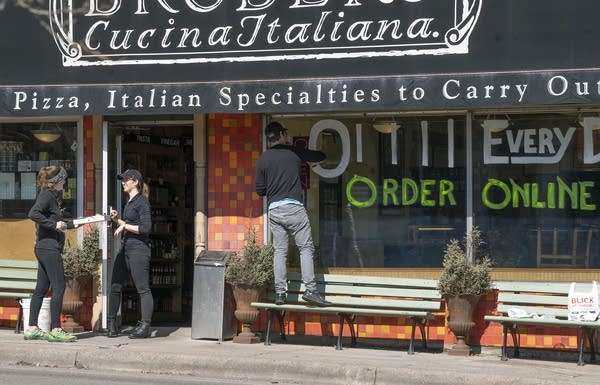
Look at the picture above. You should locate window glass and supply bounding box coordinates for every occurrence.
[473,113,600,268]
[275,116,466,268]
[0,122,78,219]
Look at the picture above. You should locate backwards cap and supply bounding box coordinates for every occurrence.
[265,121,287,140]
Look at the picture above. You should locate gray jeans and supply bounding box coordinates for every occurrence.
[268,204,317,294]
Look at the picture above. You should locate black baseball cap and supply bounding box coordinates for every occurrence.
[265,121,287,140]
[117,169,142,181]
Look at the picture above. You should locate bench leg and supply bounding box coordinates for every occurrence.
[590,329,597,363]
[15,302,23,334]
[408,318,417,355]
[336,314,345,350]
[510,324,520,358]
[578,328,585,366]
[347,315,357,347]
[501,324,509,361]
[418,318,428,351]
[264,310,274,346]
[264,310,286,345]
[277,311,287,342]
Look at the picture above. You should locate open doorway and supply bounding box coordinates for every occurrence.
[108,119,194,325]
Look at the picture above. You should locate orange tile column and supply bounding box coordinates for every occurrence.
[207,113,264,250]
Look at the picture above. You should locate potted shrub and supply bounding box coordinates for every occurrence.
[224,228,274,344]
[437,227,492,356]
[62,225,101,332]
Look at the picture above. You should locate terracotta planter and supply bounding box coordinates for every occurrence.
[445,294,480,356]
[62,277,84,333]
[231,285,263,344]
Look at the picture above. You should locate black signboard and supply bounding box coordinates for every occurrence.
[1,1,599,115]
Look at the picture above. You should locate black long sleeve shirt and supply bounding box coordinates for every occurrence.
[28,189,67,251]
[121,193,152,246]
[255,144,326,207]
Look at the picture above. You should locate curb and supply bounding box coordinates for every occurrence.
[0,334,599,385]
[0,343,381,385]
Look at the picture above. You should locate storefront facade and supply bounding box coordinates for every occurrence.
[1,1,599,351]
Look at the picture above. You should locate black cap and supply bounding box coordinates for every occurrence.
[265,121,287,140]
[117,169,142,181]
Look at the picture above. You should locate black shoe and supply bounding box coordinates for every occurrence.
[302,290,331,307]
[106,319,119,338]
[128,321,151,339]
[275,293,286,305]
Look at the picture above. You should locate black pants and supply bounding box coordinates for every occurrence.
[108,241,153,323]
[30,247,65,330]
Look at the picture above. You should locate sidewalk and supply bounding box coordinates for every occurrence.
[0,327,598,385]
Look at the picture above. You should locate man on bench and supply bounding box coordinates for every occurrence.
[255,121,331,307]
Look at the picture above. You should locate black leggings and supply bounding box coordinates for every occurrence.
[108,241,153,323]
[30,247,65,330]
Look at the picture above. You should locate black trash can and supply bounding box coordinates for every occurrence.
[191,250,237,341]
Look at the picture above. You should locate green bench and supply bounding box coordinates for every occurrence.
[251,272,442,353]
[484,281,600,366]
[0,259,38,333]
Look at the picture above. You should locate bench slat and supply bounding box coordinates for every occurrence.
[0,292,32,299]
[0,280,37,290]
[288,272,438,289]
[274,293,441,310]
[285,282,441,299]
[496,304,569,317]
[0,270,38,280]
[0,260,38,269]
[251,302,432,318]
[493,281,587,293]
[484,315,600,328]
[497,293,567,307]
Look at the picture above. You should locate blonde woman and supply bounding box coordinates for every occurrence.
[26,165,78,342]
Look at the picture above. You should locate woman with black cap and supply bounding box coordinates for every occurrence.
[26,165,78,342]
[106,169,153,339]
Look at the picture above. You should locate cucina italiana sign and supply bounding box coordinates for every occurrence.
[2,1,600,115]
[50,0,482,66]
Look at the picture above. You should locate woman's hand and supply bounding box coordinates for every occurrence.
[56,221,67,232]
[110,209,119,222]
[114,223,126,236]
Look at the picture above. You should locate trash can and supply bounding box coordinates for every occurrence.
[191,250,237,341]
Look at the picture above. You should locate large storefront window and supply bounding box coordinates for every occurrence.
[275,115,466,268]
[0,121,78,219]
[473,112,600,269]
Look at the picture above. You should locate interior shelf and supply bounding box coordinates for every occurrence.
[121,136,193,324]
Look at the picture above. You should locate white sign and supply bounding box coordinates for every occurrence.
[48,0,483,66]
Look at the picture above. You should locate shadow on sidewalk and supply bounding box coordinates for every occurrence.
[75,325,182,339]
[255,333,445,354]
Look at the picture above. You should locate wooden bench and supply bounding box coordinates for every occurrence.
[0,259,38,333]
[484,281,600,366]
[251,272,442,353]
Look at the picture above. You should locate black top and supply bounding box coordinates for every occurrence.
[255,144,326,208]
[28,189,71,251]
[121,193,152,246]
